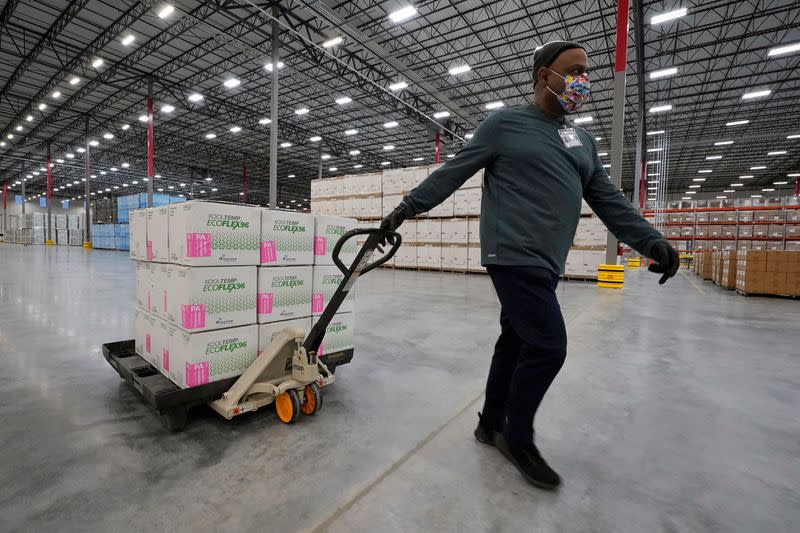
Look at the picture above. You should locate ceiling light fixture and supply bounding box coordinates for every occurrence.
[229,126,241,133]
[573,116,593,124]
[389,81,409,91]
[344,129,358,135]
[158,4,174,18]
[698,169,713,173]
[650,7,688,25]
[693,178,706,182]
[739,175,754,179]
[188,93,203,103]
[762,188,775,192]
[69,76,80,85]
[413,157,424,162]
[767,150,787,155]
[750,166,766,170]
[449,64,472,76]
[121,124,130,130]
[91,58,104,68]
[714,140,734,146]
[433,111,451,119]
[646,148,662,153]
[26,115,33,121]
[328,167,338,172]
[121,163,130,168]
[705,155,723,160]
[388,5,417,23]
[321,154,332,160]
[349,150,361,156]
[335,96,352,105]
[38,103,46,111]
[646,130,665,135]
[309,136,322,142]
[731,183,743,187]
[726,119,750,126]
[103,133,114,139]
[383,121,399,128]
[767,42,800,57]
[649,67,678,79]
[259,118,271,125]
[689,185,701,189]
[121,34,135,46]
[465,133,474,139]
[353,164,363,169]
[649,104,673,113]
[742,89,771,99]
[295,108,309,115]
[264,61,285,71]
[280,142,292,148]
[161,104,175,113]
[223,78,240,89]
[205,133,216,139]
[774,181,788,185]
[381,161,391,166]
[322,36,343,48]
[485,101,505,110]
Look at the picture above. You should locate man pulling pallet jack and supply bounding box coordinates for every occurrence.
[381,41,679,489]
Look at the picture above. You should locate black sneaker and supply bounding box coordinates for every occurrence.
[496,433,561,490]
[474,412,500,447]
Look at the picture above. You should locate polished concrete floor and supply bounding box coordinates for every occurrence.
[0,243,798,532]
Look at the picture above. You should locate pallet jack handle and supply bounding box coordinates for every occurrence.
[303,228,401,355]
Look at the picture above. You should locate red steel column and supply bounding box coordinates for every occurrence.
[639,160,646,209]
[242,165,248,203]
[605,0,630,264]
[434,131,441,164]
[147,83,155,207]
[46,148,54,244]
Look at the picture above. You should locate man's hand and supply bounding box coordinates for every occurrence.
[648,239,680,284]
[379,203,407,246]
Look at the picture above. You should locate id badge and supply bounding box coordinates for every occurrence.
[558,127,582,148]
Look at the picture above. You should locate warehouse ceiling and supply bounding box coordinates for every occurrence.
[0,0,799,209]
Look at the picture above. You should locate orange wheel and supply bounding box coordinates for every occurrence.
[275,389,300,424]
[301,383,322,415]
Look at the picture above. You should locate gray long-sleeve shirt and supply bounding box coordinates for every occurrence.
[402,104,664,274]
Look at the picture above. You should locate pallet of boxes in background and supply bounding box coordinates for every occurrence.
[126,200,358,396]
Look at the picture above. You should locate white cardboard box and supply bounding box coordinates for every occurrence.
[395,245,417,267]
[468,219,481,246]
[442,245,469,270]
[257,265,313,323]
[260,210,314,265]
[467,245,485,272]
[164,324,259,389]
[312,312,354,357]
[442,219,469,244]
[312,265,355,315]
[163,265,257,331]
[313,215,358,266]
[130,209,148,260]
[168,201,261,266]
[150,263,169,317]
[416,219,442,244]
[382,194,403,216]
[455,189,482,216]
[417,244,442,269]
[413,166,429,187]
[147,206,170,262]
[135,261,153,311]
[397,220,417,245]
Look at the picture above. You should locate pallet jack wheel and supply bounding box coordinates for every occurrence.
[161,407,188,432]
[301,383,322,415]
[275,389,300,424]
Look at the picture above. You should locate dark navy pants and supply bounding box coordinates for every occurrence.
[482,265,568,447]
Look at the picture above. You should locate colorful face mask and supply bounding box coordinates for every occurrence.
[546,69,591,113]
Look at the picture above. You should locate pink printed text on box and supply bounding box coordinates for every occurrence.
[186,233,212,257]
[257,293,274,315]
[186,361,210,387]
[181,303,206,329]
[311,293,325,313]
[314,237,327,256]
[260,240,277,263]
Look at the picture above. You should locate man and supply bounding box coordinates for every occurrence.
[380,41,679,490]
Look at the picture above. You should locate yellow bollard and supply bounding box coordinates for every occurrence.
[82,242,93,249]
[597,264,624,289]
[627,257,640,269]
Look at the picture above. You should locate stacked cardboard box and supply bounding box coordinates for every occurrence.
[735,250,800,295]
[720,250,738,290]
[130,201,357,389]
[700,251,714,280]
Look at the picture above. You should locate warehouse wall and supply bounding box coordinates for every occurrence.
[2,200,84,217]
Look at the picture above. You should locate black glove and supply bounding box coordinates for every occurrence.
[648,239,680,284]
[379,203,407,246]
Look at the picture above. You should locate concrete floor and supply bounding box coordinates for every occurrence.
[0,243,798,532]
